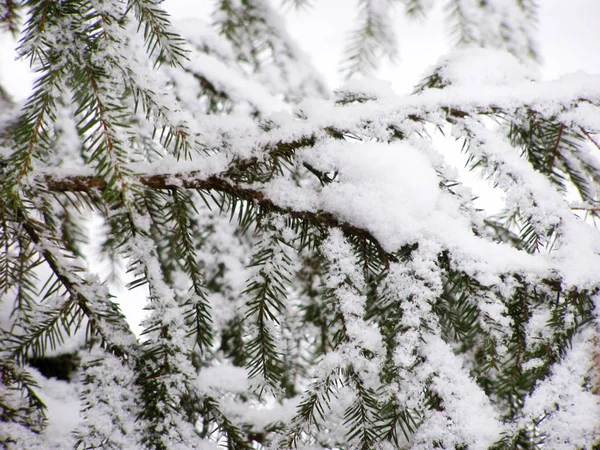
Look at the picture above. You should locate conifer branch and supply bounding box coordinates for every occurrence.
[126,0,188,66]
[0,358,47,430]
[15,209,136,360]
[548,123,564,171]
[342,0,398,78]
[571,206,600,212]
[243,222,290,391]
[42,171,391,266]
[0,0,20,36]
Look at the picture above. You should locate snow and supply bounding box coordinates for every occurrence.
[434,47,538,87]
[412,335,504,448]
[33,371,80,448]
[196,364,250,393]
[520,329,600,449]
[182,52,289,114]
[266,140,439,249]
[559,102,600,133]
[260,137,562,285]
[230,396,301,432]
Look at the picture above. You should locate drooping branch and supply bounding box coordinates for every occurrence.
[580,127,600,151]
[43,171,390,268]
[14,208,136,360]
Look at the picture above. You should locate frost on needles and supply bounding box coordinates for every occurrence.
[0,0,600,449]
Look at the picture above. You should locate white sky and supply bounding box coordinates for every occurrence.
[164,0,600,90]
[1,1,599,100]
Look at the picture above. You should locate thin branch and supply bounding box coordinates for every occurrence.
[570,206,600,212]
[580,127,600,151]
[548,123,564,171]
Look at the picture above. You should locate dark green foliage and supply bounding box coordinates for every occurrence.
[243,217,294,391]
[28,352,79,381]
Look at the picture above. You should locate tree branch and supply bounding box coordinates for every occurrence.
[548,123,564,171]
[43,171,390,268]
[16,209,135,359]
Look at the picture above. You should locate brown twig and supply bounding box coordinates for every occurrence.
[571,207,600,212]
[549,123,564,171]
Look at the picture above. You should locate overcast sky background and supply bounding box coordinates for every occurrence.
[1,1,599,334]
[165,0,600,89]
[1,1,600,99]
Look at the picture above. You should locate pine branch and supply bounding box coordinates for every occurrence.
[11,208,136,360]
[433,268,483,347]
[121,202,214,447]
[580,127,600,150]
[342,0,398,78]
[344,367,379,449]
[2,3,600,447]
[446,0,538,62]
[213,0,327,101]
[282,0,313,9]
[243,217,294,392]
[42,171,391,265]
[200,396,254,449]
[75,348,144,449]
[375,400,420,445]
[494,280,533,419]
[0,0,20,36]
[126,0,188,66]
[0,358,47,431]
[280,370,341,447]
[0,220,42,319]
[166,188,213,352]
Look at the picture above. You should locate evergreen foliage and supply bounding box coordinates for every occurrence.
[0,0,599,448]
